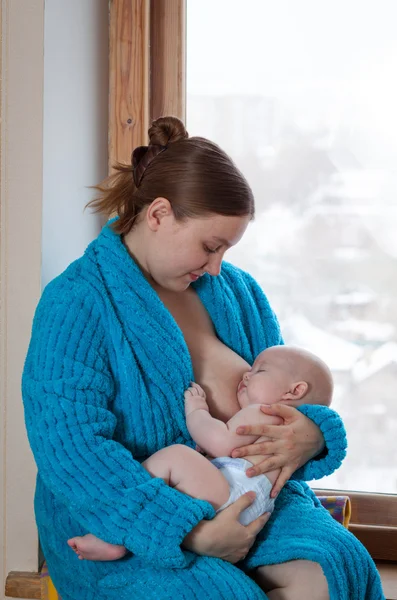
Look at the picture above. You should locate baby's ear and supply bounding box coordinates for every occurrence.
[281,381,308,401]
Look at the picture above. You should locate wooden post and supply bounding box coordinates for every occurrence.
[109,0,150,170]
[150,0,186,123]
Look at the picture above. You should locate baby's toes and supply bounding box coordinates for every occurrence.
[67,539,78,551]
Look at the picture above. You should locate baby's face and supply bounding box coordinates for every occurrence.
[237,349,293,408]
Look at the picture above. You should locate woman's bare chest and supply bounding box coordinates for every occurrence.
[155,286,250,422]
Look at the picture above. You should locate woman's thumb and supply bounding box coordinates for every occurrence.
[234,492,256,515]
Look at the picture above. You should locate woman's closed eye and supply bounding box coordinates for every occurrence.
[203,244,220,254]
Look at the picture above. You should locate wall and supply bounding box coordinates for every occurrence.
[0,1,108,596]
[42,0,108,286]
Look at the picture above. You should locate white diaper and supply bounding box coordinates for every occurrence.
[211,457,275,526]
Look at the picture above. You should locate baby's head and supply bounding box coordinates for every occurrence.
[237,345,333,409]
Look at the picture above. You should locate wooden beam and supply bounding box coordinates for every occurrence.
[150,0,186,122]
[351,525,397,562]
[315,489,397,561]
[109,0,150,170]
[5,572,40,599]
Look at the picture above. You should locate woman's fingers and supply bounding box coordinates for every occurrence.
[245,456,283,477]
[259,403,298,421]
[227,491,256,518]
[270,466,295,498]
[236,422,288,438]
[232,440,278,458]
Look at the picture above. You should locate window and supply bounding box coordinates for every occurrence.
[187,0,397,494]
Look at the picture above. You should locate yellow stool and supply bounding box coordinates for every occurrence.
[40,562,61,600]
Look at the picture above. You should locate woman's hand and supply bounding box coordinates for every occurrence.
[231,404,325,498]
[182,492,270,564]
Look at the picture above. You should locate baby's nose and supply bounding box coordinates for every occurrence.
[243,371,250,382]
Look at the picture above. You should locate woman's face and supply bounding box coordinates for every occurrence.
[145,204,250,291]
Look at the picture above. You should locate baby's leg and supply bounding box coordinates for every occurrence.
[262,468,281,486]
[68,445,229,561]
[143,444,230,510]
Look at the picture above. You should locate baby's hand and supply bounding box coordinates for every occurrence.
[184,382,209,416]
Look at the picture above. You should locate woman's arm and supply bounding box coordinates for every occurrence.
[23,284,215,569]
[232,403,347,497]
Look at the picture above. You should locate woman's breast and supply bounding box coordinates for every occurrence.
[188,333,250,422]
[153,285,251,423]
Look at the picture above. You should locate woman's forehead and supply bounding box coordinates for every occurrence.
[193,213,250,241]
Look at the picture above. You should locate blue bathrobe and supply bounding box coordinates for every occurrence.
[22,222,384,600]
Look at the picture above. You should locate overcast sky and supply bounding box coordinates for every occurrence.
[187,1,397,171]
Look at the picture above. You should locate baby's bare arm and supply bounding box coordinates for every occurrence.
[185,384,282,457]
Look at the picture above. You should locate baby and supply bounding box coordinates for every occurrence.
[68,345,333,561]
[185,344,333,527]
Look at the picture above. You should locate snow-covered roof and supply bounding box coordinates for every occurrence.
[333,290,376,306]
[334,319,395,343]
[352,342,397,383]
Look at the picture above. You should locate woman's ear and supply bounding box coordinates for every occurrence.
[281,381,308,401]
[146,197,172,231]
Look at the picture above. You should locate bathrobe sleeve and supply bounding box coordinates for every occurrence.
[22,283,214,569]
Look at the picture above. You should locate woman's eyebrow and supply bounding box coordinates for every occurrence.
[213,236,230,247]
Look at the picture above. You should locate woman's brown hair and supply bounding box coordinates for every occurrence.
[87,116,255,235]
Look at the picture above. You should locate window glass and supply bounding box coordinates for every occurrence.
[187,0,397,493]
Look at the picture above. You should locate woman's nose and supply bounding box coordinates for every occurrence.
[205,253,223,277]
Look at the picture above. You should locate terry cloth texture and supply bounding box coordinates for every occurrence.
[22,222,384,600]
[211,457,275,524]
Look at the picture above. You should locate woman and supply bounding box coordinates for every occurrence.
[22,117,383,600]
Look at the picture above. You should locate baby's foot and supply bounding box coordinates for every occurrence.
[67,534,127,561]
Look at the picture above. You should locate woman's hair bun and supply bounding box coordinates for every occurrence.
[148,116,188,146]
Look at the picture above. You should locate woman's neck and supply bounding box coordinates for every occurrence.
[122,226,153,283]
